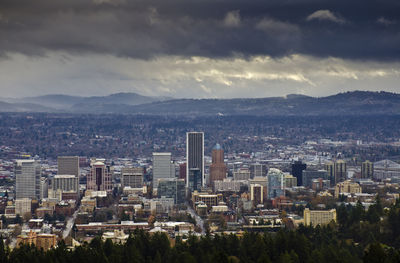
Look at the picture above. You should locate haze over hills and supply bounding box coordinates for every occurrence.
[0,91,399,116]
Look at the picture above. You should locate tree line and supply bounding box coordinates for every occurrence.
[1,198,400,263]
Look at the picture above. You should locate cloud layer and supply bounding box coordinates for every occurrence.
[0,0,399,60]
[0,0,399,98]
[1,52,399,98]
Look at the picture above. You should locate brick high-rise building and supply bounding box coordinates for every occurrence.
[209,144,227,186]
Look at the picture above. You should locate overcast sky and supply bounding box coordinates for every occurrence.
[1,0,400,98]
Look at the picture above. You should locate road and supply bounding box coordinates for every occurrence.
[62,208,79,239]
[186,202,205,234]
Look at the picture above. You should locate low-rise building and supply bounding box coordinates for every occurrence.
[303,208,336,226]
[17,230,57,250]
[192,191,223,208]
[334,180,362,198]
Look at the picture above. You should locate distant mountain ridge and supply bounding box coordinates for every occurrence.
[0,91,399,116]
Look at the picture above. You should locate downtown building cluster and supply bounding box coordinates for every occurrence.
[0,132,400,248]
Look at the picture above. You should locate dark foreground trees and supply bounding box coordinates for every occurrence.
[2,199,400,263]
[1,226,400,263]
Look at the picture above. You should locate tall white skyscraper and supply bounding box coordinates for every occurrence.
[153,153,174,188]
[15,160,41,199]
[186,132,204,191]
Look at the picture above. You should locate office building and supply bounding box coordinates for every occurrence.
[209,144,227,186]
[179,163,187,180]
[121,167,144,188]
[86,161,112,193]
[233,168,251,181]
[192,191,223,208]
[302,170,329,187]
[284,174,297,188]
[334,180,362,198]
[250,163,267,178]
[15,198,31,216]
[292,161,306,186]
[152,153,174,188]
[186,132,204,190]
[250,184,263,206]
[361,161,374,179]
[40,177,48,199]
[325,162,334,182]
[15,160,41,200]
[57,156,79,177]
[17,231,57,251]
[213,178,247,192]
[334,160,347,184]
[250,176,267,200]
[311,179,330,191]
[267,168,285,199]
[303,208,337,226]
[51,175,79,193]
[157,178,185,204]
[373,159,400,180]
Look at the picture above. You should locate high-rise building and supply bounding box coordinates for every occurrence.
[157,178,186,204]
[15,198,31,216]
[284,174,297,188]
[186,132,204,190]
[121,167,144,188]
[51,175,79,193]
[325,160,347,184]
[250,184,263,206]
[209,144,227,186]
[153,153,174,188]
[361,160,374,179]
[179,163,187,181]
[15,160,41,200]
[334,160,347,184]
[325,162,334,182]
[86,161,112,193]
[250,163,267,178]
[267,168,285,199]
[292,161,306,186]
[233,168,251,180]
[57,156,79,177]
[302,170,329,187]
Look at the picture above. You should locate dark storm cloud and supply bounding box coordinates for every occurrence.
[0,0,399,60]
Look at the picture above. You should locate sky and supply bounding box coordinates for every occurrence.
[0,0,400,98]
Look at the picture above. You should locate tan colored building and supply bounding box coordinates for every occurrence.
[15,198,31,217]
[17,231,57,250]
[303,208,336,226]
[334,180,362,198]
[192,191,223,208]
[80,196,97,213]
[284,174,297,188]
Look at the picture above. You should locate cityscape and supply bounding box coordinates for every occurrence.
[0,112,400,261]
[1,0,400,262]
